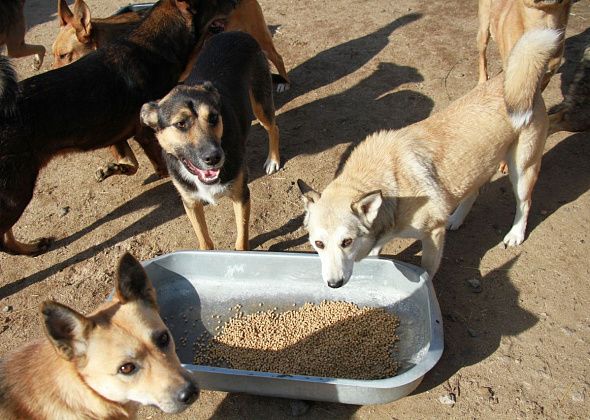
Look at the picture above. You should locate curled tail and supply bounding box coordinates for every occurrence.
[504,28,561,130]
[0,56,18,117]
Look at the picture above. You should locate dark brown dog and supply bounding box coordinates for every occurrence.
[0,0,236,256]
[0,0,46,70]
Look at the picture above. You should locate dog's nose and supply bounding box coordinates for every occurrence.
[202,150,222,166]
[327,279,344,288]
[177,382,199,405]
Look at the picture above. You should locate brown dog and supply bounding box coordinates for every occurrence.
[477,0,571,88]
[0,253,198,419]
[0,0,46,70]
[53,0,289,182]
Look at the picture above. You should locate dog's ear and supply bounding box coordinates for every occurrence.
[41,301,94,360]
[351,190,383,228]
[174,0,195,22]
[72,0,93,43]
[297,179,321,209]
[58,0,74,27]
[115,253,157,307]
[140,101,161,130]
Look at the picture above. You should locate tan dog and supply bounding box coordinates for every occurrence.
[477,0,571,87]
[298,29,559,288]
[0,253,198,419]
[0,0,46,70]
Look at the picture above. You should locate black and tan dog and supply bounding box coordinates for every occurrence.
[141,31,280,251]
[0,253,198,419]
[0,0,236,256]
[0,0,46,70]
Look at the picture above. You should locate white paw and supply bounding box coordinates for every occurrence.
[502,230,525,247]
[33,54,43,70]
[264,158,280,175]
[276,83,290,93]
[446,216,463,231]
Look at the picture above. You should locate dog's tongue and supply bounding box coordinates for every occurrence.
[196,167,220,182]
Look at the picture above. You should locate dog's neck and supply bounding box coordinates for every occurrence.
[0,340,136,419]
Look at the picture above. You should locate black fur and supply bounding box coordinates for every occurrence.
[0,0,236,252]
[0,0,19,35]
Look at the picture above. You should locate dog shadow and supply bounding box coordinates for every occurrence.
[556,27,590,98]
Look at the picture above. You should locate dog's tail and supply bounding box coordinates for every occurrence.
[503,28,561,130]
[0,56,18,116]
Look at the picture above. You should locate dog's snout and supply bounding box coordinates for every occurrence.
[176,381,199,405]
[327,279,344,288]
[202,150,222,166]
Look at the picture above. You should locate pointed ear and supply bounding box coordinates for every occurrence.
[58,0,74,27]
[297,179,321,209]
[140,101,161,130]
[115,253,157,307]
[351,190,383,228]
[41,301,94,360]
[174,0,194,22]
[72,0,93,43]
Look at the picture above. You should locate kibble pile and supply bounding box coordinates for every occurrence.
[193,300,400,380]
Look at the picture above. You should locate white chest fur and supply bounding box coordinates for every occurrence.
[174,165,231,205]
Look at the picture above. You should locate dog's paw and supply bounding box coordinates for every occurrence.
[502,230,525,247]
[264,158,280,175]
[32,54,44,71]
[446,217,463,231]
[276,83,290,93]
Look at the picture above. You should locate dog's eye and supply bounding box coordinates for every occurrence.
[174,120,188,130]
[208,113,218,126]
[157,331,170,349]
[341,238,353,248]
[119,362,136,375]
[58,53,69,60]
[314,240,325,249]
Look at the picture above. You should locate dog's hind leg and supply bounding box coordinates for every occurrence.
[230,168,251,251]
[134,127,168,178]
[477,0,492,84]
[95,142,139,182]
[503,121,547,247]
[249,55,280,174]
[5,6,45,70]
[447,191,479,230]
[421,226,446,278]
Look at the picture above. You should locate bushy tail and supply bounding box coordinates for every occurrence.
[504,28,561,130]
[0,56,18,117]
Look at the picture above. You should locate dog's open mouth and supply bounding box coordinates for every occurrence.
[182,158,220,184]
[209,19,227,34]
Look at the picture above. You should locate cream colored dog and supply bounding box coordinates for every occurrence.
[298,29,560,288]
[477,0,571,87]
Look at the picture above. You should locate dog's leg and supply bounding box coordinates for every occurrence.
[477,0,492,84]
[421,226,446,278]
[230,169,250,251]
[249,91,280,174]
[95,142,139,182]
[134,127,168,178]
[369,245,382,257]
[183,200,214,250]
[503,123,546,247]
[5,5,45,70]
[447,191,479,230]
[1,228,51,255]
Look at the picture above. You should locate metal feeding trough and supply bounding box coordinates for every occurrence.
[142,250,443,405]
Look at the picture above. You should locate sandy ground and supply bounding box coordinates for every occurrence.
[1,0,589,418]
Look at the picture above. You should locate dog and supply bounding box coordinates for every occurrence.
[0,253,198,419]
[548,44,590,133]
[0,0,46,70]
[53,0,290,91]
[477,0,571,88]
[141,31,280,251]
[52,0,288,182]
[298,29,559,288]
[0,0,236,256]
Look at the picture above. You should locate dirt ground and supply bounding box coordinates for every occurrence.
[1,0,589,418]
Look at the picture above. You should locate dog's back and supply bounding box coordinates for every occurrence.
[0,0,19,41]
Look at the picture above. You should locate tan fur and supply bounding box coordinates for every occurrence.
[0,254,197,419]
[477,0,571,87]
[300,29,558,285]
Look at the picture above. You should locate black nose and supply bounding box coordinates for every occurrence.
[327,279,344,288]
[177,382,199,405]
[202,150,222,166]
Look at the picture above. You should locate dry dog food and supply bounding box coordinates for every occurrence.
[193,300,400,380]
